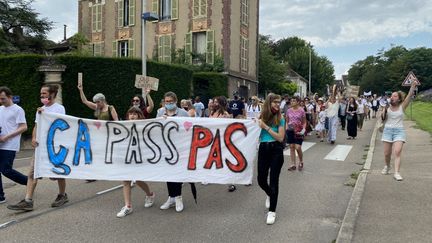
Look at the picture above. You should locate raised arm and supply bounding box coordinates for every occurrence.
[77,80,97,110]
[402,81,417,111]
[145,92,154,114]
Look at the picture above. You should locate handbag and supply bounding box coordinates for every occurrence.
[346,114,353,121]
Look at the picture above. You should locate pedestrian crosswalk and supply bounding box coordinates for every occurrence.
[283,142,353,162]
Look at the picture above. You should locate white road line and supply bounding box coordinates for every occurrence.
[324,145,353,161]
[0,220,17,229]
[15,157,32,161]
[283,142,316,156]
[96,185,123,195]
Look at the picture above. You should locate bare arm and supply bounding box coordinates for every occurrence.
[0,123,27,143]
[32,124,38,148]
[145,93,154,114]
[402,82,417,111]
[110,106,119,121]
[77,80,97,110]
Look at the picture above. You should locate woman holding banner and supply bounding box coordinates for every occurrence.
[257,93,285,225]
[116,107,156,218]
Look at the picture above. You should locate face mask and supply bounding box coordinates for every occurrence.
[133,104,140,108]
[165,103,176,111]
[41,97,49,105]
[183,107,189,111]
[271,107,279,114]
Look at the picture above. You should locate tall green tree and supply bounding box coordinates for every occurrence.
[0,0,53,53]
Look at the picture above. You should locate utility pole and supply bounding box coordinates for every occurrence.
[308,42,312,97]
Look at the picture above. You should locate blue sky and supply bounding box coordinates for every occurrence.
[32,0,432,78]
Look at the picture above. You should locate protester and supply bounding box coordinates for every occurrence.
[371,95,379,118]
[8,84,68,211]
[357,98,365,130]
[279,94,289,114]
[228,92,245,118]
[0,86,28,204]
[381,81,417,181]
[78,81,119,121]
[181,99,196,117]
[246,96,261,119]
[346,97,358,140]
[304,97,315,135]
[338,97,347,130]
[193,96,205,117]
[315,104,327,142]
[285,96,306,171]
[204,99,214,117]
[365,98,372,120]
[315,98,325,137]
[116,107,155,218]
[257,93,285,225]
[325,91,340,144]
[157,91,189,212]
[130,92,154,119]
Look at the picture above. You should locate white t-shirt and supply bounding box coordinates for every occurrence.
[357,103,365,114]
[0,104,27,151]
[246,104,261,119]
[35,103,66,123]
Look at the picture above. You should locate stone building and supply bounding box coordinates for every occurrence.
[78,0,259,98]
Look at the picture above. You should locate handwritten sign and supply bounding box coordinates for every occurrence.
[34,113,260,184]
[135,75,159,92]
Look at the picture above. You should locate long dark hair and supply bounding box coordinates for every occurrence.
[348,97,358,110]
[260,93,282,126]
[132,95,146,110]
[212,96,227,116]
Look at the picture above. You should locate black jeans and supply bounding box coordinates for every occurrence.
[167,182,182,197]
[0,149,28,199]
[257,142,284,212]
[339,115,346,129]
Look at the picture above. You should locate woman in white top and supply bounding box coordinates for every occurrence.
[381,81,417,181]
[356,99,365,130]
[181,99,196,117]
[246,96,261,119]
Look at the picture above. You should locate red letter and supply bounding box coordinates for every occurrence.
[224,123,248,173]
[204,129,223,169]
[188,126,213,170]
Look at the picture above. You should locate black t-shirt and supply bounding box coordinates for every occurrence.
[228,99,245,118]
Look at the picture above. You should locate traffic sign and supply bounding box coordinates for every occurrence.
[402,71,421,86]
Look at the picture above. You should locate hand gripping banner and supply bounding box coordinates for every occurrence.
[34,113,260,184]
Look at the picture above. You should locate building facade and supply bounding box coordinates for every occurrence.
[78,0,259,98]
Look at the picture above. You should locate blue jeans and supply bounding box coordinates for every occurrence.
[0,149,28,200]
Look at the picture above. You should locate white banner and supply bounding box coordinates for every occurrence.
[34,113,260,184]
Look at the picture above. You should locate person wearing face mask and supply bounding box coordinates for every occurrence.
[130,92,154,119]
[156,92,189,212]
[380,81,417,181]
[257,93,286,225]
[0,86,28,204]
[8,84,69,212]
[77,79,119,121]
[181,99,196,117]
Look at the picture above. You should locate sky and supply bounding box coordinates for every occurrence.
[32,0,432,78]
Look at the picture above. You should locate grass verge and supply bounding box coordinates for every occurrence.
[406,101,432,134]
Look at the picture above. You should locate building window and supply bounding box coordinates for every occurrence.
[93,42,104,56]
[185,30,214,65]
[241,36,249,72]
[92,3,102,32]
[151,0,178,21]
[158,35,172,63]
[241,0,249,26]
[112,39,135,58]
[118,0,136,27]
[193,0,207,18]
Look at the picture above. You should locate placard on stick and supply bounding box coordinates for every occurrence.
[135,75,159,94]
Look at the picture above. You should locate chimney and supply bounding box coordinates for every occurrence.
[63,25,67,41]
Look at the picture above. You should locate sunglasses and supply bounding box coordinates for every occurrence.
[132,99,140,103]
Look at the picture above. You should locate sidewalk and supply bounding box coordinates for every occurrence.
[352,120,432,242]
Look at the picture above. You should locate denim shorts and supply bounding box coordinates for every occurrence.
[381,127,406,143]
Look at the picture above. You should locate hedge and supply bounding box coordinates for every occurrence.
[193,72,228,105]
[0,54,45,136]
[0,55,193,134]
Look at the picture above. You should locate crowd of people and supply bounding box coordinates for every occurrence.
[0,79,417,225]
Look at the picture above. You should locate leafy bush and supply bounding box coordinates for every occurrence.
[193,72,228,105]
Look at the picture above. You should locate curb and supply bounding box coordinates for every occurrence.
[336,120,380,243]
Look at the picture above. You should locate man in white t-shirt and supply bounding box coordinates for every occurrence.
[8,84,69,211]
[193,96,205,117]
[0,87,28,204]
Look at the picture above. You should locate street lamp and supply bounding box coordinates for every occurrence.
[308,42,312,97]
[141,1,158,78]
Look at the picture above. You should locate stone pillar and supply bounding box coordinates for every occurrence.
[38,59,66,104]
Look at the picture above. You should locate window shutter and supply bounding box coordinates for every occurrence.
[245,38,249,70]
[200,0,207,16]
[164,35,172,63]
[92,6,97,32]
[112,41,118,57]
[129,0,135,26]
[152,0,159,18]
[206,30,214,64]
[97,5,102,31]
[158,36,163,62]
[118,0,124,27]
[128,39,135,57]
[171,0,178,20]
[185,32,192,64]
[193,0,199,17]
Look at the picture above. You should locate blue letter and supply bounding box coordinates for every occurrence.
[47,119,71,175]
[73,119,92,165]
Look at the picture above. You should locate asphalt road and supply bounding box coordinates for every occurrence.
[0,119,376,243]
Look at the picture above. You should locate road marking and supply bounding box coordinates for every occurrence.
[324,145,353,161]
[283,142,316,156]
[15,157,32,161]
[0,220,17,229]
[96,185,123,195]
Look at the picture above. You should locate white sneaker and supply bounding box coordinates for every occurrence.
[381,165,391,175]
[160,197,175,210]
[116,206,133,218]
[144,192,155,208]
[266,211,276,225]
[393,172,403,181]
[265,196,270,209]
[175,196,184,212]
